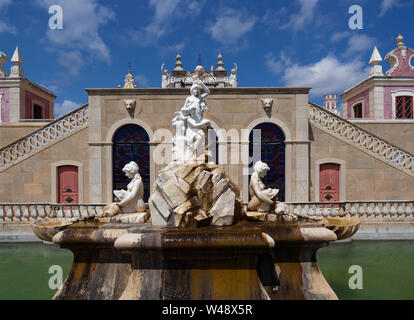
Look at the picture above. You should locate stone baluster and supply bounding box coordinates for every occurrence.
[381,202,390,217]
[389,203,398,219]
[322,204,330,217]
[349,203,357,216]
[22,205,30,221]
[15,205,22,221]
[57,205,64,218]
[30,205,39,220]
[0,205,4,221]
[374,203,382,218]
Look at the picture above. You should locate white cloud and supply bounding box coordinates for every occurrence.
[330,31,350,42]
[0,0,11,9]
[128,0,204,46]
[268,54,368,96]
[207,7,257,45]
[379,0,401,16]
[0,20,16,34]
[265,52,291,74]
[343,34,376,57]
[54,100,82,117]
[35,0,115,74]
[0,0,16,34]
[281,0,319,31]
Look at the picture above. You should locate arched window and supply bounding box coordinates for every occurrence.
[396,96,413,119]
[33,104,43,119]
[249,123,286,201]
[113,124,150,202]
[353,103,363,119]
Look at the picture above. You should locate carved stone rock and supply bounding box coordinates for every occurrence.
[149,162,244,227]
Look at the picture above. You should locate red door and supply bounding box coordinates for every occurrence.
[58,166,79,204]
[320,164,340,202]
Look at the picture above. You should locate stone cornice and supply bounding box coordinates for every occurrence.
[85,87,312,96]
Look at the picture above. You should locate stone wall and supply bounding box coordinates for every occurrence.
[352,122,414,154]
[0,122,48,148]
[310,123,414,201]
[86,88,310,204]
[0,127,89,203]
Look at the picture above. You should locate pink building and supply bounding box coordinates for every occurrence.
[0,46,55,124]
[341,35,414,120]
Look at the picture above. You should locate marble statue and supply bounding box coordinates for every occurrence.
[248,161,279,212]
[172,80,212,162]
[229,63,238,88]
[113,161,146,213]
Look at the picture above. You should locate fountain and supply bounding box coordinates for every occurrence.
[32,81,359,300]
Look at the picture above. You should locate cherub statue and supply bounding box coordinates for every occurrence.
[248,161,279,212]
[114,161,146,213]
[103,161,146,218]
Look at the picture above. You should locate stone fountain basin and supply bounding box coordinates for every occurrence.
[31,218,80,242]
[325,215,360,240]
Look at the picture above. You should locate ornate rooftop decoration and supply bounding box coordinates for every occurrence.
[0,51,8,78]
[123,69,137,89]
[162,53,238,88]
[384,34,414,77]
[369,46,383,77]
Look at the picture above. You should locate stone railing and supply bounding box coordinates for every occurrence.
[1,201,414,222]
[287,201,414,220]
[0,203,105,222]
[0,104,89,172]
[309,103,414,178]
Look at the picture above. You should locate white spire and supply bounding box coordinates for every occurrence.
[11,46,23,66]
[369,46,383,77]
[369,46,382,65]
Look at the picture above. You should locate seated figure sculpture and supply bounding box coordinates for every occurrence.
[103,161,147,220]
[248,161,279,212]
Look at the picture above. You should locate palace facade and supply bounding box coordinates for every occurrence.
[1,36,414,211]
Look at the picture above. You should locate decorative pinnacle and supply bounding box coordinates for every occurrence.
[396,34,405,47]
[369,46,382,65]
[11,46,23,66]
[216,53,226,71]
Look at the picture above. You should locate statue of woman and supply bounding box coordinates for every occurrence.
[113,161,146,213]
[248,161,279,212]
[182,80,211,160]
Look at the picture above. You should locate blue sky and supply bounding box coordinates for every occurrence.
[0,0,413,116]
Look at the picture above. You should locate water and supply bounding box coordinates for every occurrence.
[0,241,413,300]
[318,241,414,300]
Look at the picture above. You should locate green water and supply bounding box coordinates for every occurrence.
[0,241,413,300]
[318,241,414,300]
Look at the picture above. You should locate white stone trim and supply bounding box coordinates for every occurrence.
[314,158,346,202]
[105,118,154,143]
[350,99,365,119]
[51,161,84,203]
[409,54,414,70]
[391,89,414,119]
[241,117,293,204]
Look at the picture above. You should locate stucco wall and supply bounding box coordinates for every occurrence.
[0,122,49,148]
[310,123,414,201]
[0,127,89,203]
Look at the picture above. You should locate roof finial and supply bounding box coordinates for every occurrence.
[9,46,24,78]
[197,53,202,66]
[369,46,382,65]
[174,53,184,70]
[396,34,405,47]
[369,46,383,77]
[216,53,225,70]
[123,64,137,88]
[11,46,23,66]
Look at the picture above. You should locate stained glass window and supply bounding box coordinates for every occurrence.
[113,124,150,202]
[249,123,286,201]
